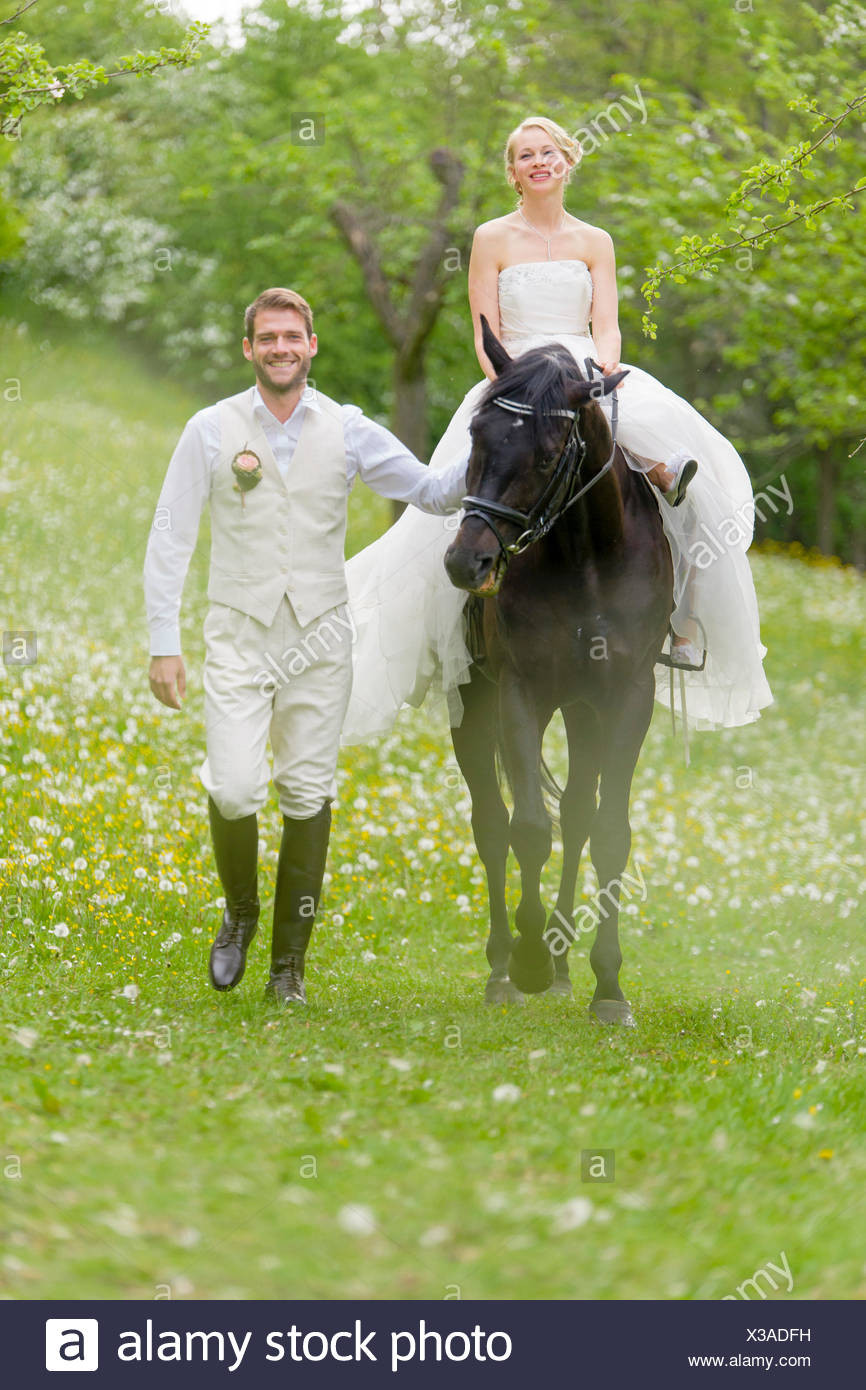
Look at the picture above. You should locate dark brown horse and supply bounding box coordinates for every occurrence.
[444,318,673,1026]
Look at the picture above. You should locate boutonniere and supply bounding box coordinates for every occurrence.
[231,447,263,508]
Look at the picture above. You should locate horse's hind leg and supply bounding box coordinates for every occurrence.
[546,705,601,997]
[588,683,655,1027]
[451,668,522,1005]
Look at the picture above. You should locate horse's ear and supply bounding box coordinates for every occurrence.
[566,367,629,404]
[598,368,629,395]
[481,314,512,377]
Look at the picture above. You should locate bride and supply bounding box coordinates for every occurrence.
[342,115,773,744]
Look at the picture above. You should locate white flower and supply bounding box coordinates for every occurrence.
[337,1204,376,1236]
[387,1057,412,1072]
[73,857,87,871]
[100,1205,139,1237]
[419,1224,450,1247]
[133,867,147,880]
[52,923,69,937]
[492,1083,521,1104]
[120,983,139,1001]
[551,1197,593,1232]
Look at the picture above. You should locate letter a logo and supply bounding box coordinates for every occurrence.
[45,1319,99,1371]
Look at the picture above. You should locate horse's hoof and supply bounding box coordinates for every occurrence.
[508,939,555,995]
[484,976,525,1006]
[589,998,635,1027]
[546,977,573,998]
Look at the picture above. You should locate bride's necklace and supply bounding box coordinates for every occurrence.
[518,205,566,261]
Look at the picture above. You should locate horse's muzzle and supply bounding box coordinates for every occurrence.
[444,538,503,595]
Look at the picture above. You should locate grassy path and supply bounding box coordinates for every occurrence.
[1,313,864,1298]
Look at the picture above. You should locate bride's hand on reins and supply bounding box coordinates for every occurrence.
[599,359,625,389]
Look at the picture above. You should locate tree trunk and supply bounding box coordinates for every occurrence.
[816,447,837,556]
[330,146,465,525]
[391,359,428,521]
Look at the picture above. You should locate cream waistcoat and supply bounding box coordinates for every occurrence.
[208,388,348,628]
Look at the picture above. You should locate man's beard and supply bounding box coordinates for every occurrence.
[254,352,311,395]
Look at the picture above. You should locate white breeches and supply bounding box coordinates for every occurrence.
[198,595,354,820]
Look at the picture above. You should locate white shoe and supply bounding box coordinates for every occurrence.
[670,639,703,668]
[661,452,698,507]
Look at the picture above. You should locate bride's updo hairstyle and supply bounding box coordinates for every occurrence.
[505,116,583,202]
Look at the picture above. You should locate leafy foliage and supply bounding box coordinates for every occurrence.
[1,0,864,558]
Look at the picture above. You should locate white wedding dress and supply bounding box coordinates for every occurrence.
[342,259,773,743]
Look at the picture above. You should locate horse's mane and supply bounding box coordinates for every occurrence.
[476,345,583,448]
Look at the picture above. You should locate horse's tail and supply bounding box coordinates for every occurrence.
[494,733,563,828]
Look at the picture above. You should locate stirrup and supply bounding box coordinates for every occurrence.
[657,626,707,769]
[656,629,706,673]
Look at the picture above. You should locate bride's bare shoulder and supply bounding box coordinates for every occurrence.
[472,215,518,252]
[568,216,615,256]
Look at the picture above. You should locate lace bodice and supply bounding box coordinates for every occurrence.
[497,259,593,346]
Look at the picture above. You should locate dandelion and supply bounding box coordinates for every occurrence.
[492,1083,521,1103]
[419,1225,450,1247]
[52,923,69,937]
[551,1197,593,1232]
[337,1205,376,1236]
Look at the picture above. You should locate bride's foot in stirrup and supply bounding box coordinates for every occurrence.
[648,451,698,507]
[670,635,703,668]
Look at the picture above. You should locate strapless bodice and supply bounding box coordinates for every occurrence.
[497,259,593,347]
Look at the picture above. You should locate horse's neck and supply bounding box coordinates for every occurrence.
[570,413,626,561]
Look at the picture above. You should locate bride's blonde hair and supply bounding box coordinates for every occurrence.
[504,116,583,202]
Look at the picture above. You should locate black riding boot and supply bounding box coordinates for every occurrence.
[207,794,260,991]
[265,802,332,1005]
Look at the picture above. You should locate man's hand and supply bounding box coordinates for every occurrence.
[149,655,187,709]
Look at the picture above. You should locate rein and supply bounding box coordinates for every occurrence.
[461,357,620,561]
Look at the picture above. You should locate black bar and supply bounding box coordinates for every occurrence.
[7,1298,858,1386]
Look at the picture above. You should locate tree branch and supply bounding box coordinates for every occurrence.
[330,199,401,346]
[731,92,866,207]
[401,147,464,367]
[1,0,39,26]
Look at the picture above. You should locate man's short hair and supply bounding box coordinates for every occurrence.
[244,288,314,341]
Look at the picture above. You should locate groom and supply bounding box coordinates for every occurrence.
[144,287,467,1004]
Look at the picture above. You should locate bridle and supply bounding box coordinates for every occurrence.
[460,357,621,561]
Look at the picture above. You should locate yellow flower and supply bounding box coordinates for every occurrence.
[818,1149,834,1160]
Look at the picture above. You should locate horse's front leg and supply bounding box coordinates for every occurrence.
[500,668,555,995]
[588,681,655,1027]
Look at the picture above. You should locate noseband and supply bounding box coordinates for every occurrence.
[461,357,621,561]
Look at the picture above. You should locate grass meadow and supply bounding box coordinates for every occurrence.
[1,307,865,1300]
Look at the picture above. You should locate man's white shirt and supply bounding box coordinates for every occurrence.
[144,384,469,656]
